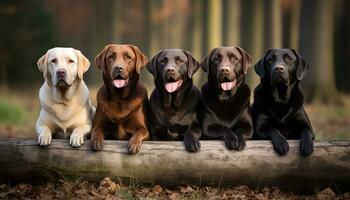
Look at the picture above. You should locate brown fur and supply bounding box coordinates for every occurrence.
[90,44,149,154]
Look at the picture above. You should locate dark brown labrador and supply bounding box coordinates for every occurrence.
[251,48,314,156]
[199,47,253,150]
[91,44,149,154]
[146,49,202,152]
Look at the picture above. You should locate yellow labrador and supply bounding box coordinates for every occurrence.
[36,47,95,147]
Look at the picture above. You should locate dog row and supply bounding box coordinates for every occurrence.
[36,45,314,156]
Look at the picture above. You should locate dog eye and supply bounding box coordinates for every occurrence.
[267,58,274,65]
[108,53,116,59]
[124,54,132,60]
[175,56,184,63]
[284,54,292,62]
[214,54,221,62]
[160,58,168,65]
[68,59,74,63]
[230,54,238,61]
[51,58,57,63]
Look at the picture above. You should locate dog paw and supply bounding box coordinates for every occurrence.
[223,133,243,150]
[38,131,52,146]
[237,136,246,150]
[271,135,289,156]
[70,133,84,147]
[184,136,201,152]
[91,134,104,151]
[300,138,314,156]
[128,136,143,154]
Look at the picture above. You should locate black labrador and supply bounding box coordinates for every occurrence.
[199,47,253,150]
[146,49,202,152]
[251,48,314,156]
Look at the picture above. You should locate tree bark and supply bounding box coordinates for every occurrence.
[264,0,282,49]
[300,0,338,103]
[0,139,350,193]
[223,0,241,46]
[241,0,264,91]
[207,0,222,50]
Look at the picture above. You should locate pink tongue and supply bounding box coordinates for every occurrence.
[113,79,126,88]
[221,80,236,91]
[165,81,181,93]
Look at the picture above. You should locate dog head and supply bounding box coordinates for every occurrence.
[37,47,90,89]
[146,49,200,93]
[200,47,252,92]
[95,44,148,89]
[254,48,309,87]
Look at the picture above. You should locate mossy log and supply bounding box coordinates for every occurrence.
[0,138,349,193]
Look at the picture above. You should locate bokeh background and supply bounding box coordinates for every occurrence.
[0,0,349,140]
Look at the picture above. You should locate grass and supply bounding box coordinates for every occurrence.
[0,99,26,125]
[0,87,350,140]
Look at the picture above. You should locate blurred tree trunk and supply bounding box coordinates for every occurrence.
[241,0,264,90]
[334,0,350,93]
[111,0,122,43]
[191,0,206,87]
[149,0,162,55]
[300,0,338,103]
[264,0,282,49]
[223,0,240,46]
[289,0,300,49]
[207,0,222,50]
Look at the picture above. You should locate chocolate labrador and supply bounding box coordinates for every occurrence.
[91,44,149,154]
[199,47,253,150]
[146,49,202,152]
[251,48,314,156]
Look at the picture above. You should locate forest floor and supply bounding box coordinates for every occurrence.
[1,177,348,200]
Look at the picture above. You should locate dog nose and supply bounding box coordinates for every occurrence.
[274,65,285,73]
[166,67,175,74]
[114,64,123,72]
[220,67,230,74]
[56,69,66,78]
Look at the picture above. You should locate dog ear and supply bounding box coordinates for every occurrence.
[254,58,265,78]
[183,50,200,78]
[200,48,217,73]
[37,51,49,78]
[128,45,148,74]
[95,45,110,70]
[290,49,310,80]
[74,49,90,80]
[146,51,161,78]
[235,46,252,74]
[254,49,272,78]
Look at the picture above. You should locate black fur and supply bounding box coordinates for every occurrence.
[251,48,314,156]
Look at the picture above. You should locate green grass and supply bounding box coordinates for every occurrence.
[0,98,26,125]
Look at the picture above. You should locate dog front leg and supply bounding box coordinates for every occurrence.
[70,123,91,147]
[36,124,52,146]
[184,121,201,152]
[128,126,149,154]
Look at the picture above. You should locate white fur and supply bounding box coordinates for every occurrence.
[36,47,95,147]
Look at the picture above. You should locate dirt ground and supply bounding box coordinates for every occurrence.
[0,178,348,200]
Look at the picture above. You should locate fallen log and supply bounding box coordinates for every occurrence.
[0,138,349,193]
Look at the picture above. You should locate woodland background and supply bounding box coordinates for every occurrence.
[0,0,350,140]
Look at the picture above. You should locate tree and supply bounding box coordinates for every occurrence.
[264,0,282,49]
[223,0,241,46]
[241,0,264,90]
[300,0,338,103]
[191,0,206,87]
[207,0,222,50]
